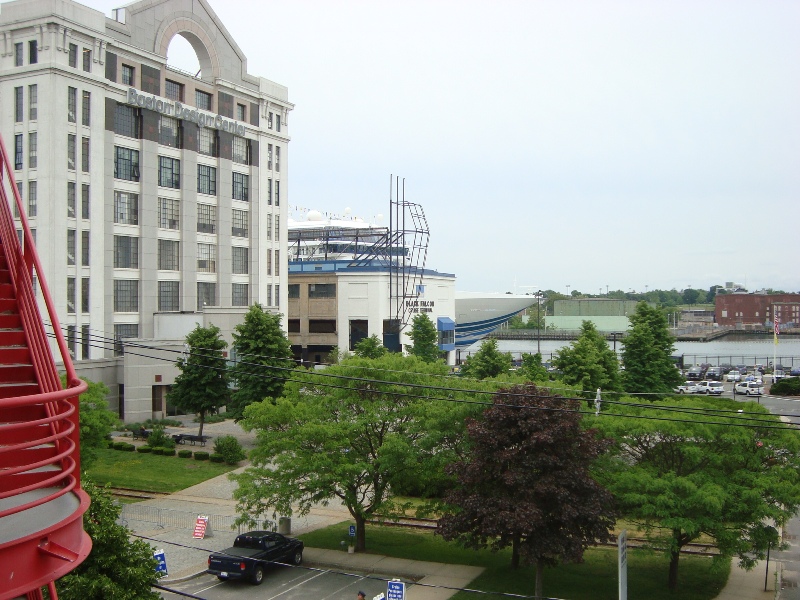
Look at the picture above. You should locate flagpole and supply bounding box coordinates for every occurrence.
[773,305,779,374]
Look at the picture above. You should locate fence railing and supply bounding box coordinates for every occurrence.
[120,504,243,533]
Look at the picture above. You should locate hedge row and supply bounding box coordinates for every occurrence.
[109,442,210,460]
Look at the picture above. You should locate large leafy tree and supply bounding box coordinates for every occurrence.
[405,313,440,363]
[229,304,294,418]
[519,352,548,382]
[167,323,229,436]
[621,302,683,396]
[552,320,621,395]
[437,384,616,599]
[459,338,511,379]
[596,398,800,591]
[353,334,388,359]
[57,480,159,600]
[231,354,477,551]
[62,375,119,468]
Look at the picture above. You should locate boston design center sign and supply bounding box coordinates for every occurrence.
[127,88,246,137]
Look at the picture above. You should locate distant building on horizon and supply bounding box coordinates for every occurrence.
[715,293,800,328]
[545,298,643,332]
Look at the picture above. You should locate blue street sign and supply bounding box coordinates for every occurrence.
[387,580,405,600]
[154,549,168,577]
[349,525,356,537]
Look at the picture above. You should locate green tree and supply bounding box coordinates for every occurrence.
[597,398,800,591]
[229,304,294,418]
[231,354,471,551]
[405,313,440,363]
[553,320,621,395]
[63,375,119,468]
[56,479,159,600]
[621,302,684,396]
[682,288,700,304]
[353,334,388,359]
[438,384,616,598]
[167,324,229,436]
[459,338,511,379]
[519,352,548,382]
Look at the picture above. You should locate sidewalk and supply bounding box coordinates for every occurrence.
[715,560,778,600]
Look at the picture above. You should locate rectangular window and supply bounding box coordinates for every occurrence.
[308,283,336,299]
[197,282,216,310]
[82,48,91,72]
[114,279,139,312]
[67,134,76,170]
[67,325,77,358]
[14,87,23,122]
[232,136,249,165]
[232,283,248,307]
[267,250,272,275]
[81,324,90,359]
[81,230,89,266]
[15,42,23,67]
[288,284,300,299]
[288,319,300,332]
[309,320,337,334]
[197,243,216,273]
[267,285,272,306]
[81,277,90,312]
[67,229,76,265]
[232,209,248,237]
[81,184,90,219]
[164,79,184,101]
[14,182,22,218]
[275,218,280,242]
[275,285,280,308]
[268,112,273,129]
[67,279,76,313]
[114,146,140,181]
[267,179,272,205]
[158,156,180,188]
[81,137,90,172]
[28,181,37,216]
[197,164,217,195]
[114,104,140,138]
[29,84,37,120]
[232,246,249,274]
[197,204,217,234]
[276,114,281,132]
[236,103,246,121]
[197,128,217,157]
[82,90,91,126]
[158,239,180,270]
[232,172,249,201]
[266,214,272,240]
[276,181,280,206]
[195,90,212,111]
[114,235,139,268]
[114,323,139,356]
[28,132,37,168]
[29,40,38,65]
[68,87,77,123]
[14,135,23,170]
[275,250,280,276]
[158,281,180,312]
[114,191,138,224]
[121,64,135,86]
[159,115,181,147]
[68,43,77,68]
[157,197,179,229]
[267,144,272,169]
[67,182,76,218]
[276,146,281,172]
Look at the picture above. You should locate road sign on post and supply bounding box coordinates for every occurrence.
[618,529,627,600]
[154,549,168,577]
[388,579,405,600]
[349,525,356,537]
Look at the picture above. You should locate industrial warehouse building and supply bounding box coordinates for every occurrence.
[0,0,292,421]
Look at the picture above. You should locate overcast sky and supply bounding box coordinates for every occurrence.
[89,0,798,295]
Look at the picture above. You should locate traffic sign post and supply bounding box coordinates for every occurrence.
[349,525,356,537]
[618,529,627,600]
[154,549,168,578]
[387,579,405,600]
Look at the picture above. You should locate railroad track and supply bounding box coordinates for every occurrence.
[368,515,718,556]
[109,487,170,500]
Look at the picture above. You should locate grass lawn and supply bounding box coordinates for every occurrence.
[300,523,729,600]
[84,448,237,493]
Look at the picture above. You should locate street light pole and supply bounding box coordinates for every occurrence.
[537,291,541,355]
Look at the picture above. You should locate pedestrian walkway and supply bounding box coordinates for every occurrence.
[714,560,777,600]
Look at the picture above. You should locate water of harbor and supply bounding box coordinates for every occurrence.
[465,335,800,368]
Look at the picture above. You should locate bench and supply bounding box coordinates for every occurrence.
[172,433,211,446]
[132,428,151,440]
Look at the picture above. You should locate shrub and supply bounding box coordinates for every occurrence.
[178,449,193,458]
[770,377,800,396]
[160,448,176,456]
[113,442,135,451]
[145,424,176,450]
[209,453,225,463]
[150,447,163,455]
[213,435,246,465]
[194,452,210,461]
[198,413,226,424]
[136,446,153,453]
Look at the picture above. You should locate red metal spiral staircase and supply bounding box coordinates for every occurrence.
[0,134,91,599]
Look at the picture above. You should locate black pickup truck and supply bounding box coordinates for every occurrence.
[207,531,304,585]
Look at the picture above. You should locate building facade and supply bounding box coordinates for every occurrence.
[715,293,800,328]
[0,0,291,420]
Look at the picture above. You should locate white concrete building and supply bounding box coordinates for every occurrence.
[0,0,291,421]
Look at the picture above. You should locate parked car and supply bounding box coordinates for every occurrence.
[675,381,703,394]
[697,380,724,395]
[686,367,704,381]
[790,366,800,377]
[208,531,304,585]
[736,364,748,374]
[735,381,764,396]
[773,369,786,382]
[719,364,734,374]
[705,367,724,381]
[726,370,742,382]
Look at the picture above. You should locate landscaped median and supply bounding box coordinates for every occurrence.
[299,523,729,600]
